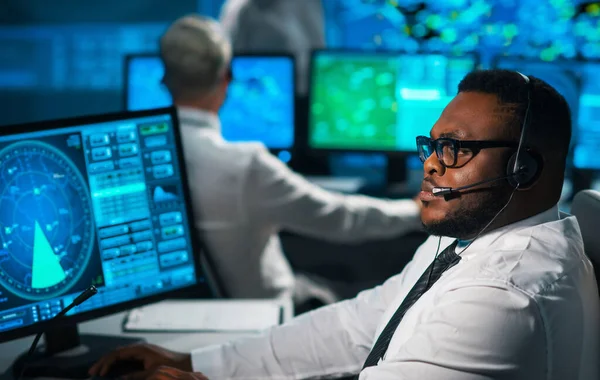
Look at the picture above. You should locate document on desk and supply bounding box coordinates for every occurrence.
[123,299,284,332]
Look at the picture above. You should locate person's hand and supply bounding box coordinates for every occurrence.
[145,366,209,380]
[88,343,192,379]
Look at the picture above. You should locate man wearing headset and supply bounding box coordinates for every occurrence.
[91,70,599,379]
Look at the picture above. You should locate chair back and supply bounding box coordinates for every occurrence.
[571,190,600,288]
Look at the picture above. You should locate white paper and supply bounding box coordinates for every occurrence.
[306,176,366,193]
[123,299,282,332]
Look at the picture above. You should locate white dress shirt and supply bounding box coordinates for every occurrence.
[218,0,325,94]
[178,107,421,299]
[191,205,600,379]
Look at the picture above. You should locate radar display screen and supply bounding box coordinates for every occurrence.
[0,111,200,335]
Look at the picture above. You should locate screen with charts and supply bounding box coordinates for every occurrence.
[0,111,199,334]
[308,52,477,152]
[494,57,600,170]
[125,54,295,150]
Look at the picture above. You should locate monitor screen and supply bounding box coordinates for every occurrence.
[308,51,477,152]
[494,57,600,170]
[574,62,600,170]
[126,56,172,111]
[125,54,295,150]
[0,109,201,337]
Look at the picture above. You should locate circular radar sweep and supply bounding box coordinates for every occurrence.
[0,140,95,301]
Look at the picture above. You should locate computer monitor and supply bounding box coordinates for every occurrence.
[493,57,600,170]
[308,50,478,153]
[573,61,600,170]
[0,107,212,376]
[124,55,171,111]
[124,53,296,155]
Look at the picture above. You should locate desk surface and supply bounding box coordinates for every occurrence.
[0,298,293,379]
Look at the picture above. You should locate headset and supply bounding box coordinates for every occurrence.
[505,72,542,189]
[433,72,543,196]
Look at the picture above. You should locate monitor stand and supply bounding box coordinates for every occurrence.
[12,324,144,379]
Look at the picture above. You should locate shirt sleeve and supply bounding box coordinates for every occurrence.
[359,284,544,380]
[218,0,295,53]
[244,149,422,242]
[218,0,246,39]
[190,264,416,379]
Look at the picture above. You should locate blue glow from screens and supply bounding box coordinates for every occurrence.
[126,56,295,149]
[309,52,476,152]
[495,58,600,170]
[325,0,600,61]
[575,64,600,170]
[0,112,199,333]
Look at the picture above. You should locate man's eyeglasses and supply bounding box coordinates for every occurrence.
[416,135,518,168]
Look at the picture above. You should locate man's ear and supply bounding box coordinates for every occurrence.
[506,150,543,190]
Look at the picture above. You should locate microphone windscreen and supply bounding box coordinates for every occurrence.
[432,187,452,196]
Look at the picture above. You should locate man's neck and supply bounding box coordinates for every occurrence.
[174,100,219,115]
[458,202,557,241]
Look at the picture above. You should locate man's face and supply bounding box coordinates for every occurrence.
[419,92,516,239]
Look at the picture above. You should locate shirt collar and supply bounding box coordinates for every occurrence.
[455,204,560,258]
[177,106,221,134]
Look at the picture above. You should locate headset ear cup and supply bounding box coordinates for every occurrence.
[506,152,540,189]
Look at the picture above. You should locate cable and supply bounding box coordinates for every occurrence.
[16,286,97,380]
[512,82,532,179]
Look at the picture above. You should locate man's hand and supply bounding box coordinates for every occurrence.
[145,366,208,380]
[88,343,193,379]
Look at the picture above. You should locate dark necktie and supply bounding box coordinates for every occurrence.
[361,240,461,370]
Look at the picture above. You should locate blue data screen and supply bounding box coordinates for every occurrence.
[126,56,172,111]
[125,55,295,149]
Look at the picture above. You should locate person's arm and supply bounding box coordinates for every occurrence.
[219,0,293,53]
[359,284,544,379]
[218,0,246,39]
[88,239,435,379]
[190,267,415,379]
[245,149,422,243]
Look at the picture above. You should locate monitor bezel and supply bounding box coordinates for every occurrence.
[306,48,481,156]
[122,52,297,151]
[0,106,214,343]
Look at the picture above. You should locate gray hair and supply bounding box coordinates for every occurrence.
[160,14,232,100]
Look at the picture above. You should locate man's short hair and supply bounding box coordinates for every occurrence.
[457,69,572,166]
[160,14,232,100]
